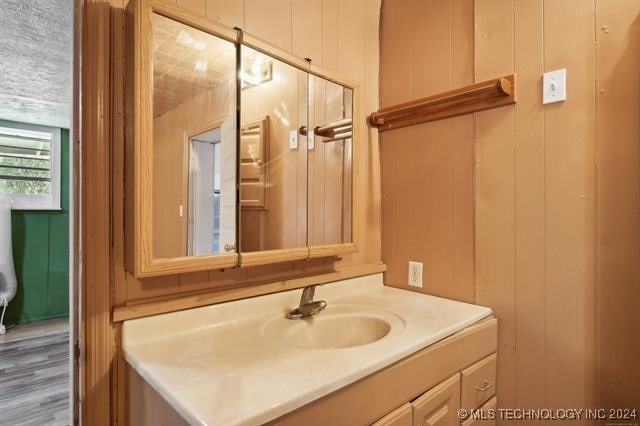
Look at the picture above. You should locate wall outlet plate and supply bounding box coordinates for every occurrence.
[289,130,298,150]
[543,68,567,104]
[408,261,423,288]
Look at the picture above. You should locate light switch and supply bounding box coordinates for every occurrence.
[308,133,315,150]
[543,69,566,104]
[289,130,298,150]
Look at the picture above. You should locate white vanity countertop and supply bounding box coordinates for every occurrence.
[122,273,492,426]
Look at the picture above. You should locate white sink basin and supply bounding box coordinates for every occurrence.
[260,304,405,349]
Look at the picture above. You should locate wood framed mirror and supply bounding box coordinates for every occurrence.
[126,0,240,277]
[126,1,358,277]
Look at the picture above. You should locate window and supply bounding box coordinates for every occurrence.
[0,120,61,210]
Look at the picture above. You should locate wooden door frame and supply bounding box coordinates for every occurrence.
[71,1,82,424]
[80,1,114,424]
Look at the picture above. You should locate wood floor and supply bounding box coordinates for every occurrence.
[0,318,70,425]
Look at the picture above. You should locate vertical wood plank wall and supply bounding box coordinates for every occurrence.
[594,0,640,413]
[380,0,476,304]
[380,0,640,419]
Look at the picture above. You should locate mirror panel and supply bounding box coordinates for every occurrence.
[239,45,308,253]
[151,13,237,258]
[308,75,353,247]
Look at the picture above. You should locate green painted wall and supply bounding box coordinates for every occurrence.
[6,129,70,324]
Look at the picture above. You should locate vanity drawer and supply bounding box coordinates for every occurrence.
[461,396,498,426]
[371,403,413,426]
[461,353,496,410]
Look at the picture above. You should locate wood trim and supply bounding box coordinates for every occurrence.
[112,262,386,322]
[148,0,238,43]
[71,1,83,425]
[239,247,309,267]
[82,2,114,425]
[242,33,311,73]
[309,63,358,90]
[350,81,360,255]
[308,243,356,259]
[271,317,497,425]
[369,74,516,132]
[143,253,239,276]
[186,115,229,140]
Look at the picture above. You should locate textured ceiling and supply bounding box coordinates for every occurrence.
[153,13,235,117]
[0,0,73,128]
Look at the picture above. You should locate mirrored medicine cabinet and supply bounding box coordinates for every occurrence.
[125,0,357,277]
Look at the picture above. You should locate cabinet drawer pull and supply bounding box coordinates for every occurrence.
[475,379,492,391]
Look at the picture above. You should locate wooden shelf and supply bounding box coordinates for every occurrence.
[368,74,516,132]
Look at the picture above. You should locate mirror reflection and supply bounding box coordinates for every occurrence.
[152,13,237,258]
[239,46,308,253]
[308,76,353,246]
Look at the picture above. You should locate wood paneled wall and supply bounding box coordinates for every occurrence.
[380,0,640,419]
[380,0,475,303]
[594,0,640,413]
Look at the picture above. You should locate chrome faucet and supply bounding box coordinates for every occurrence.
[286,285,327,319]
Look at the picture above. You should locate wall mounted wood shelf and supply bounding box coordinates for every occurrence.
[368,74,516,132]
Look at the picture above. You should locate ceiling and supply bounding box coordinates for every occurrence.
[0,0,73,129]
[153,13,236,117]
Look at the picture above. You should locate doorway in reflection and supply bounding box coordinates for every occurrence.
[188,127,222,256]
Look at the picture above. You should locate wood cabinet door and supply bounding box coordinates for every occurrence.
[371,403,413,426]
[461,396,498,426]
[412,373,461,426]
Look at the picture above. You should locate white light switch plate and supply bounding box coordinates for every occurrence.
[543,68,566,104]
[308,133,315,150]
[289,130,298,150]
[408,261,423,288]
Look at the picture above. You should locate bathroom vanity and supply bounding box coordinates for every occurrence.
[121,3,497,425]
[123,274,497,426]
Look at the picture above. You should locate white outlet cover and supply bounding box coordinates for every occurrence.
[543,68,567,104]
[289,130,298,150]
[408,261,423,288]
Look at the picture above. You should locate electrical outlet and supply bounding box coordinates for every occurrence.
[408,261,423,288]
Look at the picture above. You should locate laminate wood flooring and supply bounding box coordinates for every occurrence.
[0,320,70,425]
